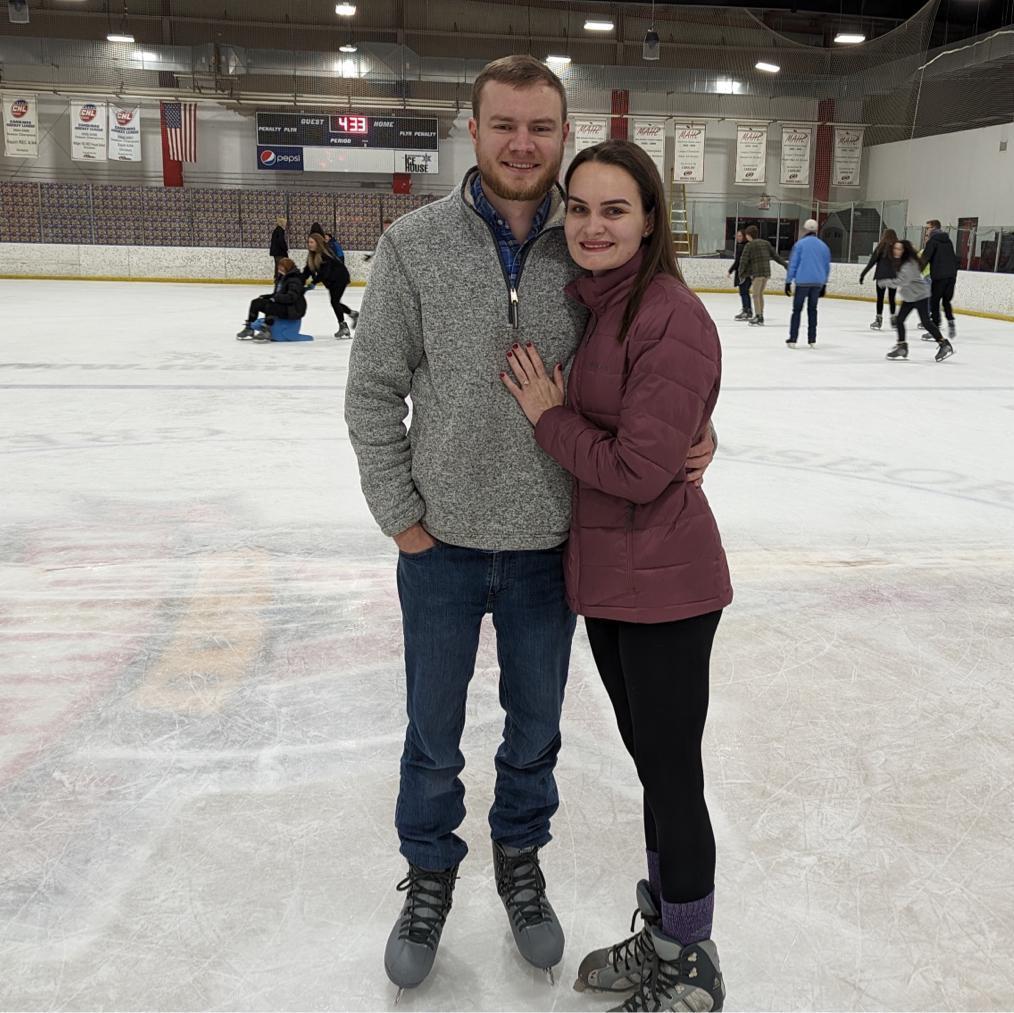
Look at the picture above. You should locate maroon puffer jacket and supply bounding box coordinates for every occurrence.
[534,249,732,623]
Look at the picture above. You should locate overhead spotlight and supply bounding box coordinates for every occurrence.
[545,54,571,65]
[584,19,614,32]
[106,32,134,42]
[834,32,866,44]
[334,3,356,15]
[642,29,660,60]
[339,43,358,53]
[755,61,780,73]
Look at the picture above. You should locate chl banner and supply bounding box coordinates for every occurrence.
[780,126,812,187]
[735,124,767,184]
[833,127,864,187]
[632,120,666,180]
[3,92,39,158]
[573,118,608,152]
[108,103,142,161]
[674,123,705,183]
[71,100,107,161]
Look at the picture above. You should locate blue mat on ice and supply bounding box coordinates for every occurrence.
[251,318,313,342]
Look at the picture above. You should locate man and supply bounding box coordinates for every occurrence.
[784,218,831,348]
[921,219,958,339]
[344,55,716,999]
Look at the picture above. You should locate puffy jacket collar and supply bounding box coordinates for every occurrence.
[458,166,567,228]
[565,246,645,314]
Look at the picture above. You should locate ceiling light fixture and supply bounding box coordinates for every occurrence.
[584,19,614,31]
[546,54,571,65]
[339,43,358,53]
[834,32,867,44]
[755,61,780,73]
[335,3,356,15]
[643,0,660,60]
[106,32,134,42]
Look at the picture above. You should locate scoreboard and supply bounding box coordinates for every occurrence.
[255,113,439,173]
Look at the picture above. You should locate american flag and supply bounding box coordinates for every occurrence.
[161,101,197,162]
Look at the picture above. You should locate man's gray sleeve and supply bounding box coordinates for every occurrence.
[344,237,427,537]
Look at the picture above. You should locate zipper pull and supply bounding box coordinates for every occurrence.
[510,287,519,329]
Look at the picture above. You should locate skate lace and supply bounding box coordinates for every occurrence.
[496,851,552,929]
[618,951,681,1012]
[396,866,457,949]
[608,909,656,973]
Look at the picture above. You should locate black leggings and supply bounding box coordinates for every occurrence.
[326,284,354,325]
[875,285,897,316]
[897,298,943,343]
[247,295,287,324]
[585,610,722,904]
[931,277,956,325]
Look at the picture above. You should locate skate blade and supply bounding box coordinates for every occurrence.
[394,986,404,1005]
[546,966,555,986]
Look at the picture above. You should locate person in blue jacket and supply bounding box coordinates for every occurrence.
[784,219,832,348]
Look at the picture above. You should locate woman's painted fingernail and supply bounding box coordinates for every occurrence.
[526,341,533,348]
[499,372,506,378]
[512,343,520,349]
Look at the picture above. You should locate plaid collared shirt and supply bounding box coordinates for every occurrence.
[470,173,552,290]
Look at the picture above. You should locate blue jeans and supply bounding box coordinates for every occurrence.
[789,285,822,343]
[737,278,752,314]
[395,540,576,870]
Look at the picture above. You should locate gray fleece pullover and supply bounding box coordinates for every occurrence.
[345,168,588,551]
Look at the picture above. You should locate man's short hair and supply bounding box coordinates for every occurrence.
[927,219,941,229]
[744,225,759,239]
[471,54,568,124]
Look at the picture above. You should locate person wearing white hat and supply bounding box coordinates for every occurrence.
[784,218,832,348]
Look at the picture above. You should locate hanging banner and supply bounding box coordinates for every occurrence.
[71,100,108,161]
[832,127,864,187]
[735,123,767,184]
[573,118,608,152]
[3,92,39,158]
[108,103,142,161]
[632,120,666,180]
[780,125,812,187]
[673,123,705,183]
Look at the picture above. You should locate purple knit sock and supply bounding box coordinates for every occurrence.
[646,850,661,904]
[661,890,714,946]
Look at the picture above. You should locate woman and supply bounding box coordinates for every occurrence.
[236,257,306,341]
[501,139,732,1012]
[860,228,899,329]
[738,224,787,326]
[301,232,358,339]
[885,239,955,362]
[728,228,752,321]
[269,216,288,273]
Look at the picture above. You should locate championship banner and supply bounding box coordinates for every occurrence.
[780,125,812,187]
[70,100,107,161]
[3,92,39,158]
[632,120,666,180]
[108,103,142,161]
[832,127,864,187]
[573,118,608,152]
[673,123,705,183]
[735,123,767,184]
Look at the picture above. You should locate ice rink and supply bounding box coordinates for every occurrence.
[2,277,1013,1012]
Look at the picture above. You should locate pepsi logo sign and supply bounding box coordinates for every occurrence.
[11,98,29,119]
[116,109,134,126]
[79,103,99,123]
[260,149,277,165]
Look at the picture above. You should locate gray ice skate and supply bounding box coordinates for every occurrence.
[384,863,458,1003]
[886,341,908,360]
[335,322,352,339]
[348,309,360,328]
[493,841,564,982]
[574,879,660,994]
[869,315,882,330]
[236,324,255,339]
[610,926,725,1012]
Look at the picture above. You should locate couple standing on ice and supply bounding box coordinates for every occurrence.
[345,55,730,1012]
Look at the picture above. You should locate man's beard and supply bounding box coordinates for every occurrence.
[478,148,563,202]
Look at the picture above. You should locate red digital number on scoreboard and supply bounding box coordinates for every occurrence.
[335,115,368,134]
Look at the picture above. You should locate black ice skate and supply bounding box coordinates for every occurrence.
[384,863,458,1003]
[890,314,898,327]
[335,322,352,340]
[236,324,255,339]
[493,841,564,982]
[886,341,908,360]
[948,320,957,339]
[935,339,955,362]
[734,311,751,321]
[870,315,883,330]
[748,314,764,326]
[348,309,360,328]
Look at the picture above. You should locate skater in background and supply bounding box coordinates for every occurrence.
[309,220,324,236]
[921,219,958,339]
[784,218,831,348]
[739,224,787,326]
[502,139,730,1013]
[324,230,345,261]
[728,228,753,320]
[237,256,306,341]
[302,232,358,339]
[269,216,288,272]
[860,228,899,330]
[885,239,954,362]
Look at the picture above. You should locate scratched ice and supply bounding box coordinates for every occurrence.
[1,279,1013,1011]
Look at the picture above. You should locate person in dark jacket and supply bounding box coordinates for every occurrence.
[502,140,730,1013]
[302,232,358,339]
[885,240,954,362]
[324,231,345,261]
[727,228,752,320]
[738,224,787,326]
[269,216,288,272]
[309,220,324,237]
[236,257,307,340]
[921,219,958,338]
[860,228,899,329]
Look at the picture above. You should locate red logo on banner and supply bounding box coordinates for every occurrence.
[11,99,29,118]
[79,103,99,122]
[115,108,134,126]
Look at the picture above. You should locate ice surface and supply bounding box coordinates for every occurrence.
[1,280,1013,1011]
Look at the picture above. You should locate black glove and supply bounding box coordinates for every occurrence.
[784,283,792,297]
[820,285,827,298]
[859,274,865,285]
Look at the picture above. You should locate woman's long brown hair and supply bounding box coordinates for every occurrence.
[874,228,899,259]
[564,140,685,342]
